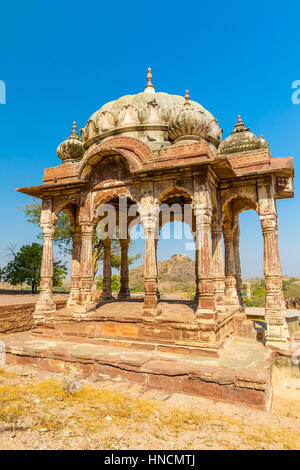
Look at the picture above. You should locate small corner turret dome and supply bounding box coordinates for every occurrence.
[219,116,266,155]
[57,122,85,163]
[168,90,215,144]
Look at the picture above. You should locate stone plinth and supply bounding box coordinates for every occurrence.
[1,332,273,411]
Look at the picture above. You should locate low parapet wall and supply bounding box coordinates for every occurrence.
[0,299,67,335]
[0,289,69,295]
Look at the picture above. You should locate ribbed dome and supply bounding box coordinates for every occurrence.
[219,116,268,155]
[80,70,222,148]
[57,122,85,163]
[97,92,208,116]
[168,91,213,143]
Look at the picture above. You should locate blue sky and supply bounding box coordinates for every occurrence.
[0,0,299,278]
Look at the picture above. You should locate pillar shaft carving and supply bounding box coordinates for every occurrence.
[258,182,289,348]
[101,238,112,300]
[223,230,240,307]
[233,224,245,311]
[211,222,226,308]
[118,238,130,299]
[139,198,159,312]
[194,203,215,317]
[34,198,56,320]
[67,230,82,308]
[79,223,94,304]
[155,238,160,300]
[260,215,289,345]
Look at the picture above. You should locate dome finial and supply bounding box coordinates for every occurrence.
[184,90,190,109]
[70,121,78,138]
[144,67,155,93]
[233,115,248,133]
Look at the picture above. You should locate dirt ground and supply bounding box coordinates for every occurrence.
[0,362,299,450]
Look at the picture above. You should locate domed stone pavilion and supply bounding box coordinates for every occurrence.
[16,69,295,403]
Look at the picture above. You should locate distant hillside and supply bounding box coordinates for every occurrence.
[129,254,195,292]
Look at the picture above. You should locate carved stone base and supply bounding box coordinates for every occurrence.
[195,308,217,320]
[142,304,162,318]
[66,290,81,309]
[72,302,97,316]
[264,311,290,351]
[34,293,56,322]
[265,337,289,351]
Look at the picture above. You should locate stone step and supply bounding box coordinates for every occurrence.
[0,331,273,411]
[31,326,221,358]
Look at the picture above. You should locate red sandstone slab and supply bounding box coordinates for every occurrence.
[0,332,273,410]
[141,360,191,376]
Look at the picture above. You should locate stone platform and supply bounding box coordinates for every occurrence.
[0,330,273,411]
[36,299,235,358]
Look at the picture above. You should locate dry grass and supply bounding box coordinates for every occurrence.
[0,368,299,450]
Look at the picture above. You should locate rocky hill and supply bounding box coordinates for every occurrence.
[129,254,195,292]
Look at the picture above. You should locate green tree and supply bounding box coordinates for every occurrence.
[21,200,141,280]
[0,243,67,294]
[95,274,121,292]
[282,278,300,299]
[249,280,266,307]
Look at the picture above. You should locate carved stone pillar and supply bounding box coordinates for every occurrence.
[155,238,160,300]
[260,215,289,348]
[233,224,245,311]
[194,245,199,303]
[194,204,215,318]
[258,180,289,349]
[139,199,159,314]
[67,230,81,308]
[211,223,226,309]
[118,238,130,299]
[101,238,112,301]
[34,224,56,320]
[223,230,240,308]
[78,223,95,312]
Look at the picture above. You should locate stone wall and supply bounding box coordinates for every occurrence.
[0,300,67,335]
[0,289,69,295]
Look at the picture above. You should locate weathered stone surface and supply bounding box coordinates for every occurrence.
[0,332,274,410]
[11,73,294,407]
[0,299,67,335]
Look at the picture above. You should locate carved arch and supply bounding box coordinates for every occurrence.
[157,185,193,204]
[91,187,140,225]
[222,194,258,232]
[53,197,80,231]
[79,136,153,179]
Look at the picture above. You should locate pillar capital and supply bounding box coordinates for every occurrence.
[41,225,56,237]
[79,222,94,236]
[211,222,222,235]
[139,199,159,238]
[70,231,81,244]
[260,215,277,232]
[223,230,234,243]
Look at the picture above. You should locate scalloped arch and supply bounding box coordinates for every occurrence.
[79,136,152,179]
